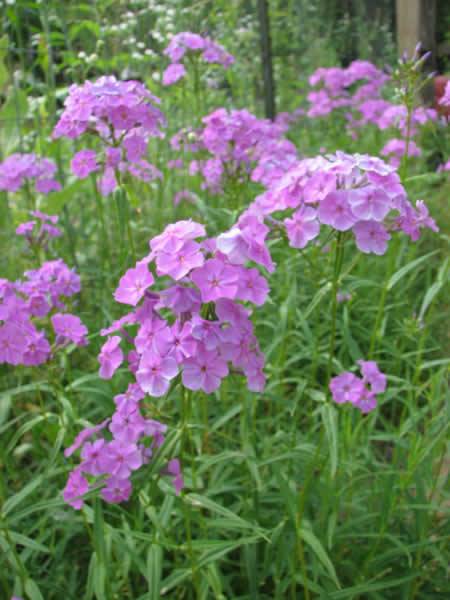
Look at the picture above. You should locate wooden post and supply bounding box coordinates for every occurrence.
[396,0,436,62]
[257,0,276,120]
[396,0,436,103]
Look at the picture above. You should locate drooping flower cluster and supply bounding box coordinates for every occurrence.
[235,152,437,256]
[0,259,86,366]
[0,153,61,194]
[16,210,62,247]
[162,32,234,86]
[330,360,387,413]
[63,399,181,509]
[53,76,165,195]
[170,108,298,196]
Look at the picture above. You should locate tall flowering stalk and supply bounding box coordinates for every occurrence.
[63,218,269,509]
[1,212,87,367]
[52,76,165,259]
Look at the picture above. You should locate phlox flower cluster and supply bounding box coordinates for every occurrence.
[0,153,61,194]
[231,152,437,256]
[0,258,86,366]
[330,360,387,413]
[63,396,182,509]
[305,60,438,166]
[170,108,298,196]
[16,210,62,246]
[162,32,234,86]
[100,219,268,395]
[53,76,165,195]
[63,218,269,509]
[307,61,389,119]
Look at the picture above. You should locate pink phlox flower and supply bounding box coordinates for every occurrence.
[357,360,387,393]
[159,284,202,314]
[99,440,143,479]
[330,372,365,405]
[98,335,124,379]
[348,187,392,221]
[22,331,51,365]
[163,63,187,86]
[109,403,146,443]
[114,383,145,409]
[101,476,132,504]
[71,149,98,178]
[191,258,239,302]
[190,316,223,350]
[114,262,154,306]
[80,439,107,476]
[0,323,28,365]
[353,220,390,255]
[16,221,36,236]
[156,239,204,280]
[182,344,228,393]
[134,315,169,354]
[169,321,197,362]
[235,267,269,306]
[150,220,206,253]
[136,350,178,396]
[63,469,89,510]
[284,206,320,249]
[52,313,88,346]
[64,419,110,457]
[318,190,358,231]
[166,458,184,495]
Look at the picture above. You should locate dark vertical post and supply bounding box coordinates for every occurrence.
[257,0,276,120]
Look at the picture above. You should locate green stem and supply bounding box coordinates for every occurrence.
[90,175,110,268]
[327,232,345,382]
[368,241,397,358]
[116,174,137,263]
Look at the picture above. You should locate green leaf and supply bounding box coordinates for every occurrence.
[6,531,49,554]
[387,251,439,291]
[3,475,45,516]
[320,404,338,478]
[24,579,45,600]
[299,525,340,588]
[418,257,449,321]
[147,544,162,597]
[186,493,267,537]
